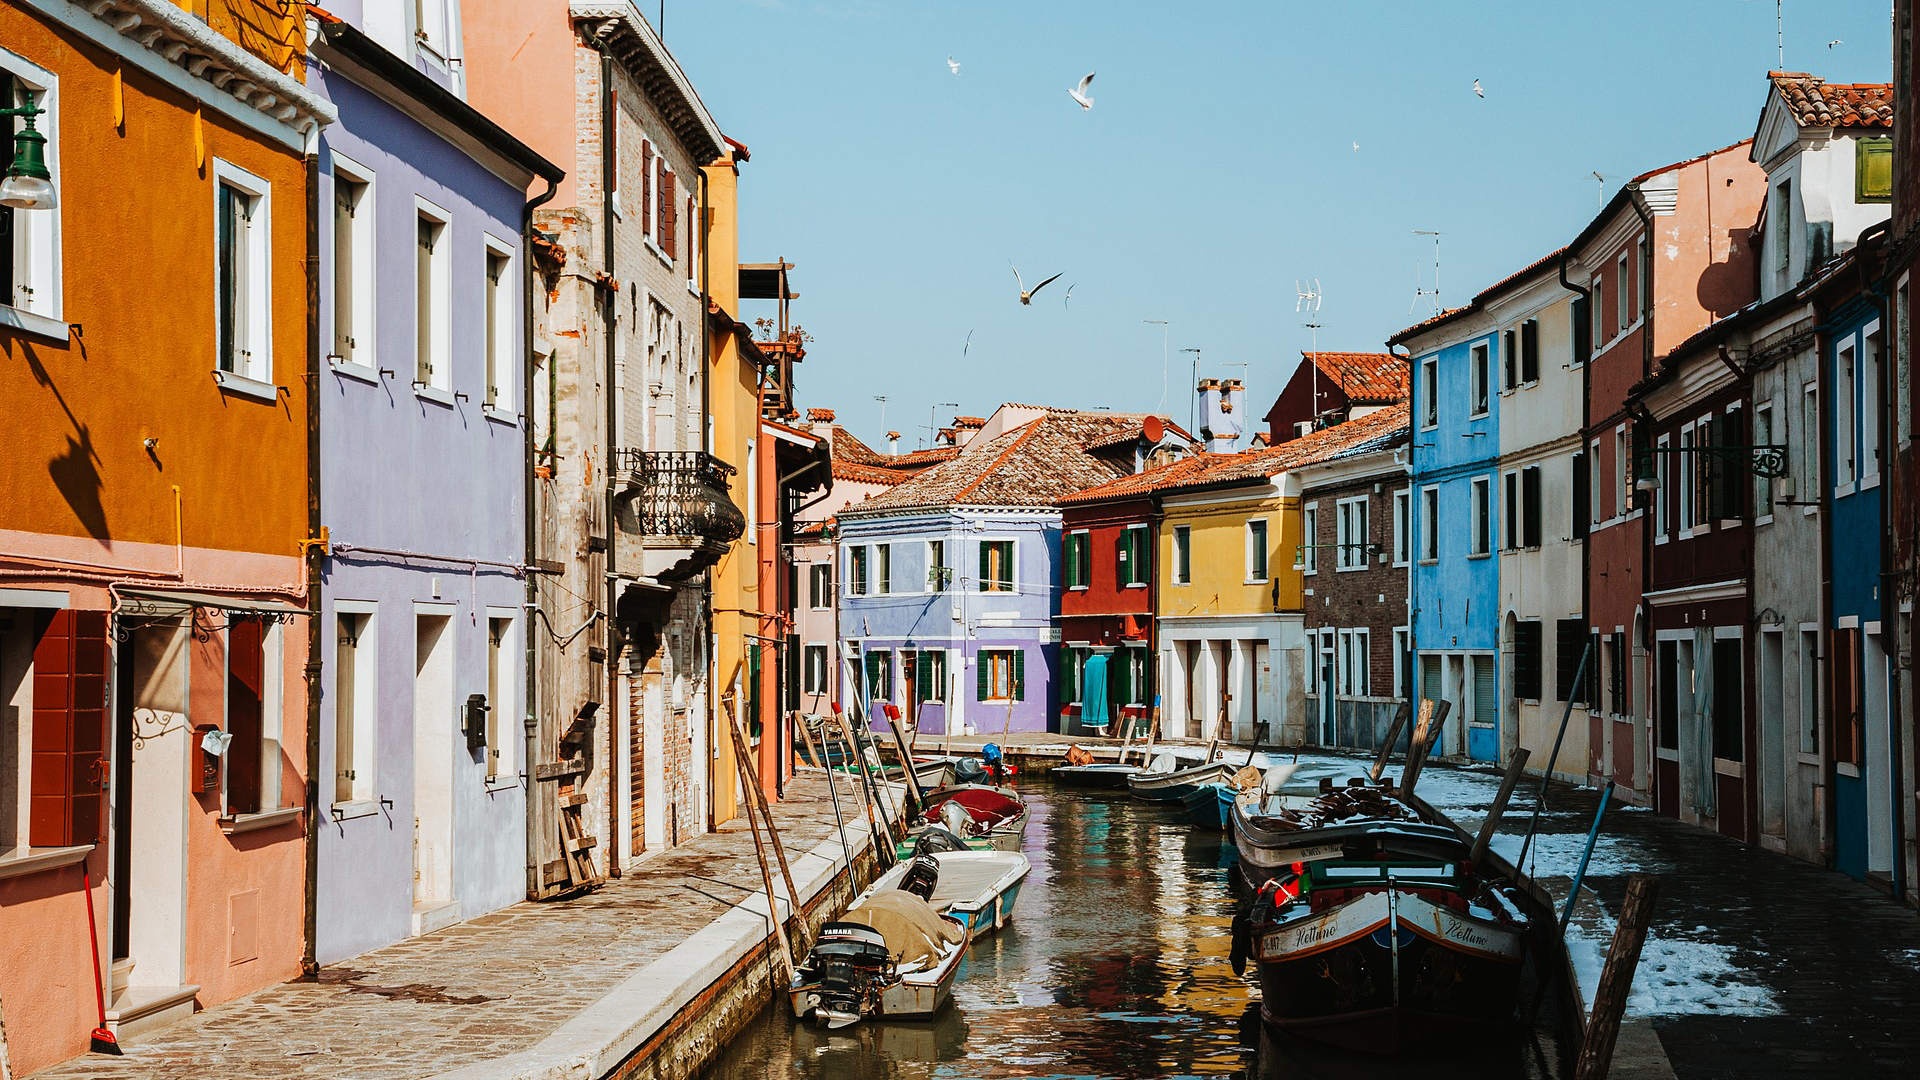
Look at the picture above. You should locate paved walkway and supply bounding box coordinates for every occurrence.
[1400,756,1920,1080]
[27,773,876,1080]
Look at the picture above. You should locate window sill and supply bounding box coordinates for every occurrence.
[1716,519,1742,530]
[0,304,71,344]
[485,775,520,793]
[414,384,456,407]
[0,844,93,881]
[1835,762,1861,779]
[214,369,280,403]
[1836,481,1856,498]
[1653,534,1669,545]
[1418,558,1438,566]
[1124,582,1148,590]
[485,406,521,427]
[1067,585,1089,592]
[329,800,382,822]
[1392,560,1410,569]
[220,806,301,834]
[1802,504,1820,517]
[1173,580,1192,587]
[1466,552,1490,560]
[1753,513,1775,528]
[1247,577,1272,585]
[646,238,675,269]
[1861,472,1882,491]
[328,358,381,385]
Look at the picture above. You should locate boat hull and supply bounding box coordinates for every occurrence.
[1129,761,1235,803]
[1180,782,1235,829]
[1251,889,1525,1055]
[1049,762,1141,789]
[789,920,972,1027]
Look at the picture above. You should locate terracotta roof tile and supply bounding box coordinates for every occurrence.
[848,411,1143,513]
[1301,351,1410,405]
[1063,405,1409,503]
[832,460,911,485]
[1769,72,1893,129]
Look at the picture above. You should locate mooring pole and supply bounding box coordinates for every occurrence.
[1367,700,1413,782]
[724,698,796,993]
[1401,699,1450,793]
[1470,747,1531,867]
[1559,781,1616,933]
[1516,639,1594,870]
[834,708,897,869]
[727,699,805,943]
[795,712,857,912]
[1573,874,1661,1080]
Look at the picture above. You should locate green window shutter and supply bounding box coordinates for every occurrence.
[979,541,991,586]
[1012,649,1026,701]
[1113,650,1130,708]
[977,653,991,701]
[1858,137,1893,202]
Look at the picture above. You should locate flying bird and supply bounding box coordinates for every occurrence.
[1069,72,1096,111]
[1352,141,1360,153]
[963,329,974,356]
[1473,78,1484,98]
[1063,283,1076,309]
[1828,39,1843,48]
[1010,261,1063,305]
[947,55,961,74]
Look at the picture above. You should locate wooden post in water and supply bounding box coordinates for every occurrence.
[882,710,926,812]
[1469,748,1530,867]
[834,709,897,868]
[722,697,796,992]
[1367,701,1413,782]
[1574,874,1661,1080]
[1400,699,1450,793]
[726,699,804,937]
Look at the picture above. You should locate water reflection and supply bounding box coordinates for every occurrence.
[700,781,1561,1080]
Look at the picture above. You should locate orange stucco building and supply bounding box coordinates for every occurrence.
[0,1,332,1070]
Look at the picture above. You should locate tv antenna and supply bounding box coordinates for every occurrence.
[926,401,959,449]
[1181,348,1202,438]
[1298,280,1325,433]
[874,395,889,433]
[1591,172,1609,210]
[1412,230,1443,316]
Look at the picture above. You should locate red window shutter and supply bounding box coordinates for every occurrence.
[686,195,697,279]
[656,162,669,245]
[225,617,265,816]
[29,609,110,847]
[662,169,677,256]
[640,139,653,235]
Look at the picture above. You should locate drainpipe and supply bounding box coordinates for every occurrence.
[1629,187,1659,799]
[699,166,715,831]
[301,149,323,981]
[1559,251,1594,781]
[1817,295,1838,866]
[1388,343,1418,743]
[521,173,558,899]
[587,27,623,877]
[1629,187,1656,381]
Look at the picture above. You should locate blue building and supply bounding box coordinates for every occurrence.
[1394,306,1503,762]
[834,406,1179,736]
[308,11,562,961]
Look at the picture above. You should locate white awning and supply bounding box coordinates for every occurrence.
[117,587,313,618]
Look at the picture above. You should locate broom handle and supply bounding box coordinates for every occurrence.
[83,867,107,1025]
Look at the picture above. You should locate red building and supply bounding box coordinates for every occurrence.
[1262,351,1407,445]
[1888,0,1920,904]
[1056,454,1212,736]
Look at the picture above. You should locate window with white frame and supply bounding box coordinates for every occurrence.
[414,0,452,62]
[1470,342,1490,417]
[1774,180,1794,277]
[1589,439,1605,523]
[1797,627,1820,754]
[1293,509,1311,573]
[874,543,891,595]
[1392,627,1411,699]
[1836,339,1857,486]
[1119,525,1149,586]
[1679,425,1696,529]
[1863,325,1884,480]
[865,649,892,704]
[1420,486,1438,561]
[1616,251,1631,332]
[330,159,374,369]
[1470,476,1490,555]
[1336,496,1369,570]
[223,617,287,816]
[1421,359,1438,428]
[332,609,376,805]
[0,55,62,335]
[803,644,829,694]
[928,539,949,591]
[1248,518,1271,580]
[1801,383,1820,500]
[1654,434,1671,536]
[214,161,273,385]
[980,540,1014,592]
[1592,269,1608,343]
[1339,628,1370,696]
[1754,402,1775,518]
[484,238,514,410]
[1613,427,1629,517]
[414,201,450,391]
[1503,470,1519,551]
[1172,525,1192,584]
[486,616,515,780]
[808,564,832,609]
[1392,489,1410,566]
[846,545,868,596]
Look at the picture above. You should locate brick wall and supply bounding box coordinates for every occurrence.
[1301,463,1409,696]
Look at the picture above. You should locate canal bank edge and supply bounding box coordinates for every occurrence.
[424,781,905,1080]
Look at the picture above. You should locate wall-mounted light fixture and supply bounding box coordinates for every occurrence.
[0,94,55,210]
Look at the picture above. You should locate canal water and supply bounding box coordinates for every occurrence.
[701,778,1566,1079]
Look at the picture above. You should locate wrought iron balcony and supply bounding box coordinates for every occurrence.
[612,450,746,543]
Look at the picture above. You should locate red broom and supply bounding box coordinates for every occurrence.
[81,867,120,1055]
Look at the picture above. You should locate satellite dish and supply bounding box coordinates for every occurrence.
[1143,414,1165,443]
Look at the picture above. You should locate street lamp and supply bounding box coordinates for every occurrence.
[0,94,54,210]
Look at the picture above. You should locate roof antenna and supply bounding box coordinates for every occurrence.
[1591,171,1609,210]
[1776,0,1783,67]
[874,395,888,435]
[1297,280,1323,433]
[926,401,958,449]
[1412,230,1443,316]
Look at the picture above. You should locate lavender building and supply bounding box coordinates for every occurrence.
[308,9,562,962]
[836,406,1177,736]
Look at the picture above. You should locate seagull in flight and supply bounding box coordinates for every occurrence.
[1069,72,1096,111]
[1473,78,1484,98]
[1828,39,1843,48]
[1352,141,1360,153]
[963,329,974,356]
[947,55,961,74]
[1063,283,1076,309]
[1010,261,1064,305]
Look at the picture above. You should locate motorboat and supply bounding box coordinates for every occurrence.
[789,890,971,1029]
[857,841,1031,938]
[1127,752,1237,803]
[1227,769,1535,1054]
[1180,780,1236,830]
[906,783,1028,854]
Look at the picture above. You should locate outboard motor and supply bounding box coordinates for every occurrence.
[807,922,892,1028]
[938,799,976,837]
[911,826,971,858]
[982,742,1006,785]
[955,757,989,785]
[900,852,941,900]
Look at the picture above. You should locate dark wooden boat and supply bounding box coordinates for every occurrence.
[1049,761,1143,788]
[1180,780,1235,829]
[1228,773,1533,1055]
[905,783,1027,853]
[1127,752,1236,803]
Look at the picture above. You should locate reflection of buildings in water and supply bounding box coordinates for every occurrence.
[1247,1010,1537,1080]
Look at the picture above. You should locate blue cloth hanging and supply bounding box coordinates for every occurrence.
[1082,653,1111,732]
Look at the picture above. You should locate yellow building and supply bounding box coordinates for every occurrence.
[1154,419,1405,745]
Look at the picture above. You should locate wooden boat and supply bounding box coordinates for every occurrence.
[1050,761,1144,788]
[911,783,1028,852]
[1127,752,1236,803]
[856,848,1031,938]
[789,891,971,1028]
[1180,780,1236,830]
[1228,772,1534,1054]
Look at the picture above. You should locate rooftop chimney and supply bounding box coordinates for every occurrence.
[805,407,836,423]
[887,430,901,454]
[952,415,986,447]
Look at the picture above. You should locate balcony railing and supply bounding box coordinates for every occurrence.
[611,450,746,545]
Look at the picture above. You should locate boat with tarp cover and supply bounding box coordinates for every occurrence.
[789,890,971,1029]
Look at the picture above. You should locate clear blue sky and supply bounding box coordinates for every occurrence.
[660,1,1894,450]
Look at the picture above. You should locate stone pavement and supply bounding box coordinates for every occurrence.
[1404,756,1920,1080]
[26,772,877,1080]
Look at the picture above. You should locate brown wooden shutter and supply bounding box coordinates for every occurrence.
[662,168,677,256]
[686,194,697,280]
[226,617,265,815]
[640,139,653,236]
[29,609,110,847]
